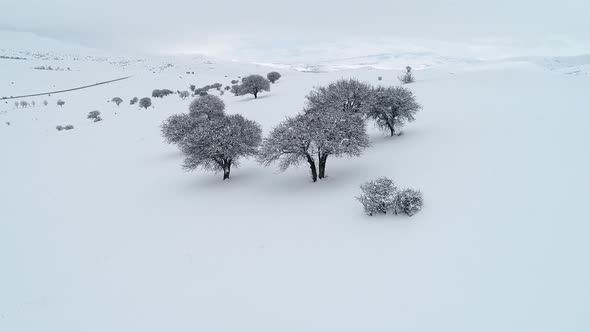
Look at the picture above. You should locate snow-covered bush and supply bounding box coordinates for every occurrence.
[139,97,152,109]
[179,114,262,180]
[161,114,198,144]
[179,91,190,100]
[57,99,65,107]
[357,177,398,216]
[267,71,281,83]
[230,84,240,96]
[14,102,19,108]
[31,101,36,107]
[237,75,270,99]
[189,84,196,92]
[211,83,223,89]
[111,97,123,106]
[395,189,423,216]
[189,95,225,119]
[64,125,74,130]
[367,86,421,136]
[231,80,239,84]
[224,85,231,91]
[87,110,101,119]
[130,97,138,105]
[20,101,28,108]
[378,76,382,81]
[399,66,415,84]
[43,100,48,106]
[56,125,64,131]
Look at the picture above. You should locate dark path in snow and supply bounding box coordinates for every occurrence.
[1,76,133,100]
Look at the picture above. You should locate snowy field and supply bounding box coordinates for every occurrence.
[1,33,590,331]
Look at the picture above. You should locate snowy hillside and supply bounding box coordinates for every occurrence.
[1,31,590,332]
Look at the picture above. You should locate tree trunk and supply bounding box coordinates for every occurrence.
[222,160,232,180]
[306,154,318,182]
[253,88,258,99]
[388,123,395,136]
[318,154,328,179]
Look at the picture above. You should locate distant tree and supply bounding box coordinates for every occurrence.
[259,110,369,182]
[267,71,281,83]
[139,97,152,109]
[367,86,421,136]
[179,114,262,180]
[56,125,64,131]
[43,100,48,106]
[179,90,190,100]
[14,101,19,108]
[224,85,231,91]
[111,97,123,106]
[20,101,28,108]
[31,101,36,107]
[304,78,373,115]
[237,75,270,99]
[395,189,423,216]
[57,99,65,107]
[189,95,225,119]
[87,110,101,120]
[231,80,239,84]
[130,97,139,105]
[152,89,174,98]
[399,66,415,84]
[357,177,398,216]
[189,84,196,92]
[161,113,198,144]
[378,76,382,81]
[64,125,74,130]
[230,84,240,96]
[210,83,223,89]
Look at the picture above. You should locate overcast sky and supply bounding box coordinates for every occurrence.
[2,0,589,61]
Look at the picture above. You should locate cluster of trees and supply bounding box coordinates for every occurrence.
[162,95,261,180]
[357,177,423,216]
[14,99,50,108]
[162,78,420,183]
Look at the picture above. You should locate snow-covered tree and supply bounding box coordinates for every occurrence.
[31,101,36,107]
[179,91,190,100]
[305,78,373,115]
[395,189,423,216]
[179,114,262,180]
[367,86,421,136]
[259,109,369,182]
[139,97,152,109]
[57,99,65,107]
[43,100,48,106]
[87,110,101,119]
[20,101,28,108]
[357,177,398,216]
[230,84,240,96]
[14,101,19,108]
[189,84,196,92]
[267,71,281,83]
[237,75,270,99]
[111,97,123,106]
[161,113,199,144]
[399,66,415,84]
[189,95,225,120]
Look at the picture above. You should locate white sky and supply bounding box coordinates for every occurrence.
[2,0,589,61]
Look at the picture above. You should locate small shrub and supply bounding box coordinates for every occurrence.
[224,85,231,91]
[130,97,138,105]
[399,66,415,84]
[87,110,101,119]
[20,101,28,108]
[395,189,423,216]
[378,76,382,80]
[189,84,196,91]
[179,91,190,100]
[357,177,397,216]
[64,125,74,130]
[43,100,48,106]
[57,100,65,107]
[152,89,174,98]
[231,80,239,84]
[56,125,64,131]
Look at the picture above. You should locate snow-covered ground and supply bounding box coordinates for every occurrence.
[1,32,589,331]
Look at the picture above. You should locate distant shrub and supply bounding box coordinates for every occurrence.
[394,189,423,216]
[20,101,28,108]
[130,97,138,105]
[56,125,64,131]
[31,101,36,107]
[224,85,231,91]
[87,110,101,119]
[210,83,222,89]
[14,101,19,108]
[357,177,397,216]
[64,125,74,130]
[219,90,224,96]
[57,99,65,107]
[189,84,196,92]
[231,79,239,84]
[43,100,48,106]
[267,71,281,83]
[378,76,382,80]
[230,84,240,96]
[111,97,123,106]
[198,91,208,96]
[399,66,415,84]
[139,97,152,109]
